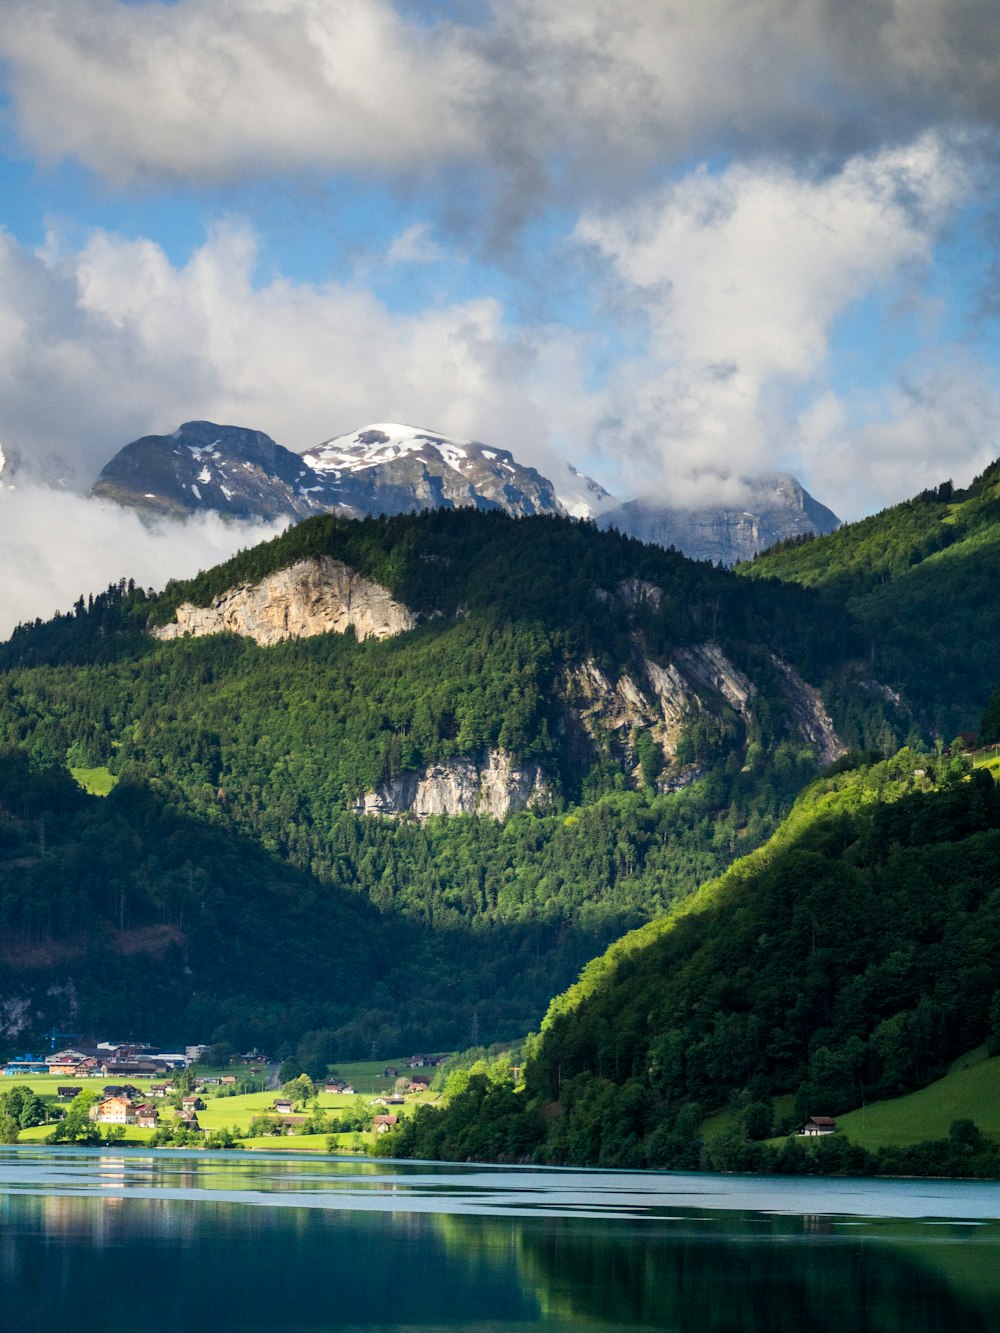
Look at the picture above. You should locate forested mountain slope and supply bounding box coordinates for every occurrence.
[741,465,1000,735]
[0,507,991,1058]
[0,511,872,1053]
[393,752,1000,1166]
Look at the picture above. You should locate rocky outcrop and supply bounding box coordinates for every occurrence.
[674,643,755,718]
[617,578,663,611]
[153,556,417,646]
[642,658,703,732]
[769,656,846,767]
[562,654,706,781]
[353,750,549,819]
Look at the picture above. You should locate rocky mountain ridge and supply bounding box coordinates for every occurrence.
[599,474,840,565]
[149,546,845,812]
[90,419,839,564]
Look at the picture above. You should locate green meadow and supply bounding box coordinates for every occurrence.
[836,1047,1000,1150]
[2,1060,441,1151]
[68,766,118,796]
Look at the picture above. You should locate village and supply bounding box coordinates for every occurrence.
[0,1040,453,1148]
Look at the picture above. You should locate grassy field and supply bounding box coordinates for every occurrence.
[836,1046,1000,1149]
[1,1059,442,1151]
[69,766,118,796]
[703,1053,1000,1154]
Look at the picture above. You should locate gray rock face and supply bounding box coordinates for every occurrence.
[91,421,839,566]
[562,635,844,789]
[353,749,549,819]
[152,556,417,646]
[674,643,756,718]
[769,655,846,767]
[303,424,581,518]
[600,473,840,565]
[91,420,338,522]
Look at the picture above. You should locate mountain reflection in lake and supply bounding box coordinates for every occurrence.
[2,1150,998,1332]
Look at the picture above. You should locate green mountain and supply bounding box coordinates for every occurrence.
[0,509,874,1055]
[0,494,996,1070]
[392,751,1000,1168]
[740,464,1000,736]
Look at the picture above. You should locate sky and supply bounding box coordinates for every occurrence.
[2,0,1000,631]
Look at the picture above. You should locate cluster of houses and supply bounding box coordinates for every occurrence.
[83,1086,209,1130]
[3,1042,206,1080]
[2,1038,448,1140]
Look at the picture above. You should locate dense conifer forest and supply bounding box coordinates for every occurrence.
[0,499,997,1086]
[391,751,1000,1169]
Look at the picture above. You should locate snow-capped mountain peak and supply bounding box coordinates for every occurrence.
[90,418,838,563]
[303,424,474,475]
[303,424,618,521]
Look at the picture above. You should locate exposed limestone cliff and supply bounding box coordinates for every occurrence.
[353,749,548,819]
[769,655,846,767]
[561,642,842,784]
[642,658,703,732]
[674,643,755,718]
[153,556,417,646]
[617,578,663,611]
[561,653,705,782]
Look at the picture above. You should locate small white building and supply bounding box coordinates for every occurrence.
[798,1116,837,1136]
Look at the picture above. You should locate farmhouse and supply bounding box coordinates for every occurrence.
[373,1115,399,1134]
[798,1116,837,1136]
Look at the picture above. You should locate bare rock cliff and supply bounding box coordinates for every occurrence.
[353,750,549,819]
[561,653,705,783]
[153,556,417,646]
[674,643,755,718]
[769,655,846,767]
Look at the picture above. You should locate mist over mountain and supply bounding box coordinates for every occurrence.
[599,475,841,565]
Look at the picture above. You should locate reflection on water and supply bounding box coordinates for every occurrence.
[2,1149,999,1331]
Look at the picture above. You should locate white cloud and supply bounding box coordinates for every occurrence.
[574,134,989,511]
[3,0,1000,198]
[0,0,480,184]
[385,224,446,266]
[0,221,603,490]
[0,483,285,639]
[799,363,1000,518]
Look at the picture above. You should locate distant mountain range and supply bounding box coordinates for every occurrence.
[89,419,840,564]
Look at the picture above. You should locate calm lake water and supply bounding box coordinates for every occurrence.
[3,1148,999,1331]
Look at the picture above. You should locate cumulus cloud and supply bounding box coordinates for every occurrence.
[0,0,480,185]
[0,221,603,486]
[799,361,1000,517]
[0,482,285,639]
[574,134,991,514]
[3,0,1000,203]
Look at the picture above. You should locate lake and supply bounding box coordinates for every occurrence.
[3,1148,999,1331]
